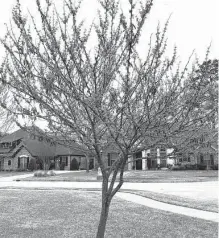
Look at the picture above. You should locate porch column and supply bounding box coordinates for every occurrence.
[128,155,132,170]
[142,150,148,170]
[68,156,71,170]
[142,158,147,170]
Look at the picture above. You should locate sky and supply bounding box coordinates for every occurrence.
[0,0,218,64]
[0,0,218,132]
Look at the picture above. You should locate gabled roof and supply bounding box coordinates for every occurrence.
[22,139,55,158]
[54,143,86,157]
[0,129,29,143]
[0,128,88,158]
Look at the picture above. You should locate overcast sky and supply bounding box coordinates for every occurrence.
[0,0,218,131]
[0,0,218,65]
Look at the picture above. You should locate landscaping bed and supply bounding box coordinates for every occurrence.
[0,189,217,238]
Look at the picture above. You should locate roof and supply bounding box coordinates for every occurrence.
[0,128,89,158]
[0,129,29,143]
[23,139,55,158]
[54,143,86,157]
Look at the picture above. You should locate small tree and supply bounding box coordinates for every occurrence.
[0,0,216,237]
[70,158,79,170]
[28,158,36,171]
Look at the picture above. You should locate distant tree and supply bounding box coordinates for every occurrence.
[191,59,218,127]
[0,0,216,237]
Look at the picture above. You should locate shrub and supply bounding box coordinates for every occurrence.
[70,158,79,170]
[60,162,66,170]
[49,162,55,170]
[171,165,185,171]
[47,170,56,176]
[16,168,26,172]
[210,164,218,170]
[197,164,207,170]
[28,158,36,171]
[34,170,47,177]
[185,164,196,170]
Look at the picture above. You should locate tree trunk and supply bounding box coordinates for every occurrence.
[96,198,110,238]
[96,178,110,238]
[86,157,89,173]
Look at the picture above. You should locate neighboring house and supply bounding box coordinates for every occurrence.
[173,131,218,169]
[0,128,92,171]
[128,146,172,170]
[127,130,218,170]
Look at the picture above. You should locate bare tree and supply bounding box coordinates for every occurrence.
[0,0,216,237]
[0,59,15,134]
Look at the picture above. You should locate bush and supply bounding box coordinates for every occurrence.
[34,170,47,177]
[210,164,218,170]
[47,170,56,176]
[70,158,79,170]
[197,164,207,170]
[60,162,66,170]
[28,158,36,171]
[49,162,55,170]
[185,164,197,170]
[171,165,185,171]
[16,168,26,172]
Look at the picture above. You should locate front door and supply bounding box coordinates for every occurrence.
[210,154,214,166]
[136,159,142,170]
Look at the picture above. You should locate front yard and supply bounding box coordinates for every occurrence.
[0,189,217,238]
[21,169,218,183]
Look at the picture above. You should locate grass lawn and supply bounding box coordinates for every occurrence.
[22,170,218,183]
[0,189,217,238]
[122,170,218,183]
[122,190,218,213]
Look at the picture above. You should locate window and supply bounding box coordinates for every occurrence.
[210,154,214,166]
[60,157,62,164]
[200,154,204,164]
[18,157,20,168]
[8,160,11,166]
[27,157,29,168]
[107,153,110,166]
[188,157,191,162]
[179,158,182,162]
[65,157,68,166]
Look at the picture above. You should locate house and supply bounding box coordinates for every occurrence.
[128,146,172,170]
[127,130,218,170]
[0,128,93,171]
[173,131,218,169]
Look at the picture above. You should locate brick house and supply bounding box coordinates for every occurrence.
[0,128,92,171]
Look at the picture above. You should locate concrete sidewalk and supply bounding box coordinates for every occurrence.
[116,192,218,223]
